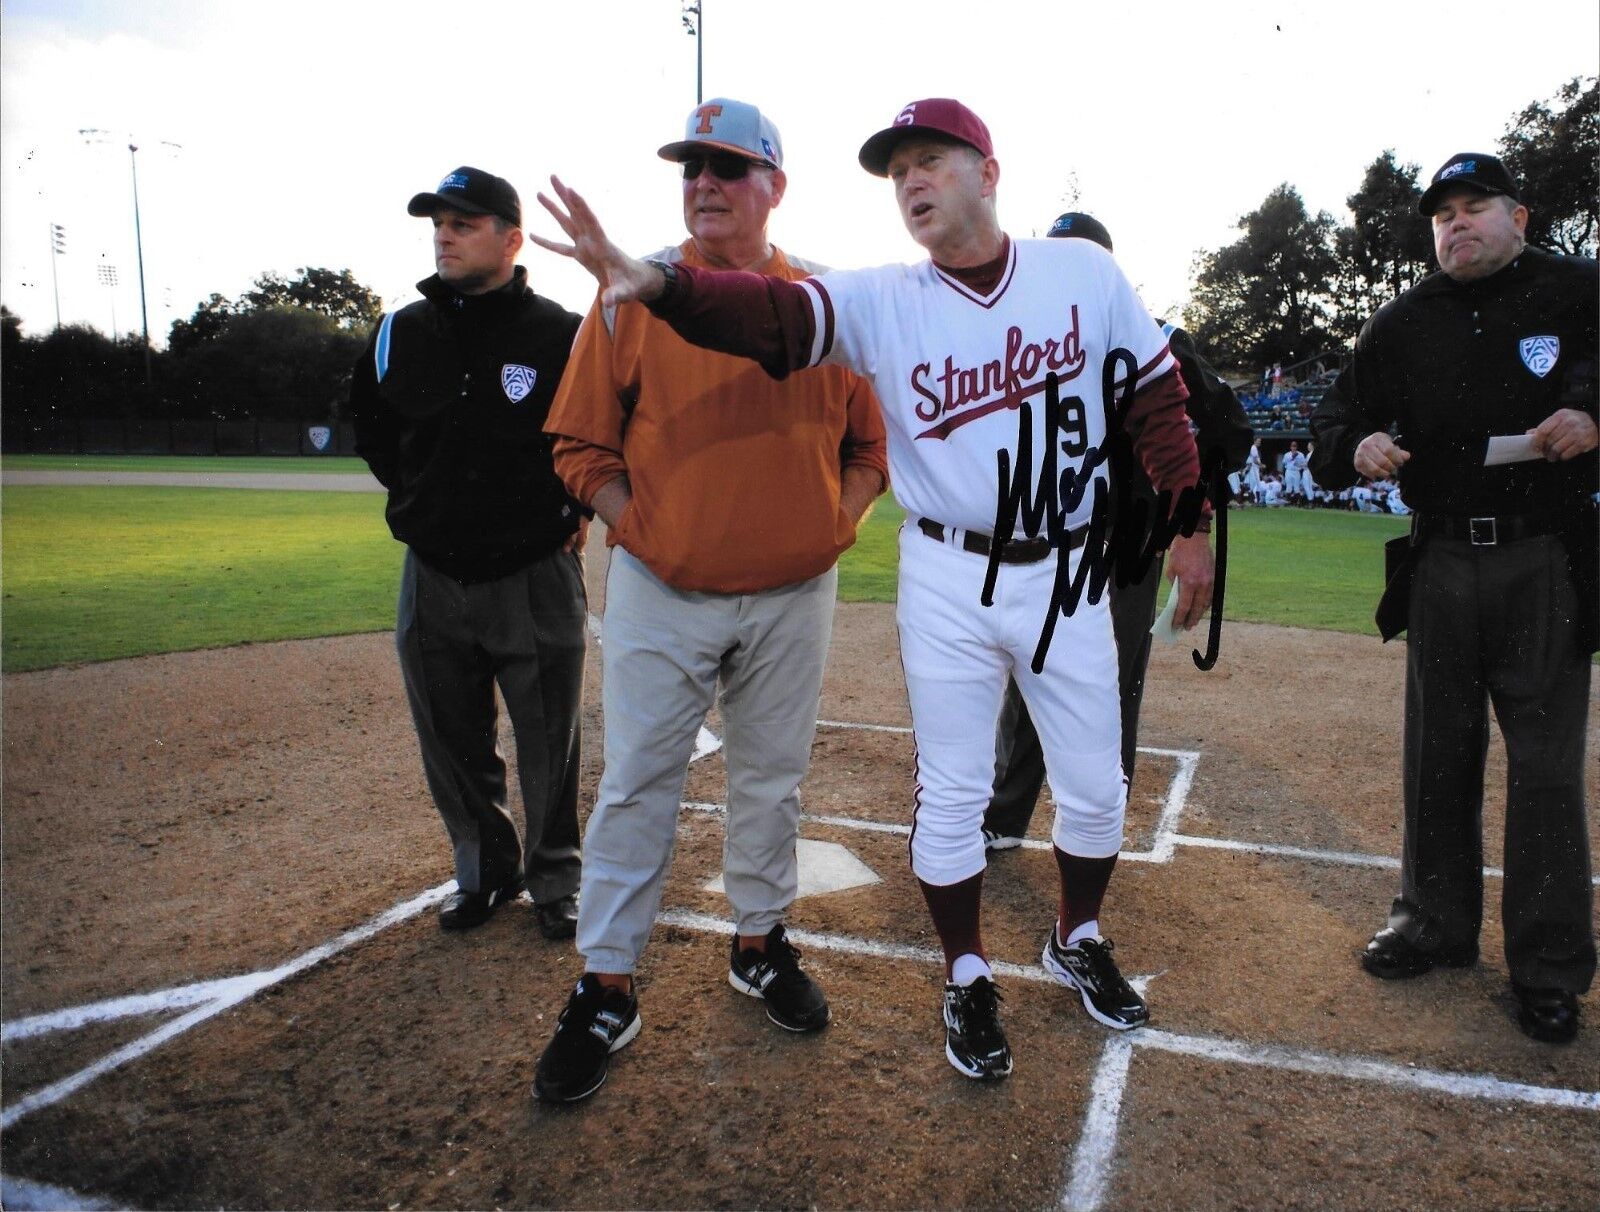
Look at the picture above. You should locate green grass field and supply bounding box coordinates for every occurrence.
[2,486,402,671]
[0,478,1409,672]
[1,454,370,474]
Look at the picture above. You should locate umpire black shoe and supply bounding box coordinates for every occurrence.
[982,827,1024,852]
[1043,930,1149,1030]
[438,879,522,931]
[943,976,1012,1080]
[535,893,579,941]
[1512,984,1579,1045]
[729,923,830,1032]
[1360,927,1477,980]
[533,974,641,1104]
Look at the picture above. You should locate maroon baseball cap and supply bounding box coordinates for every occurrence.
[857,98,994,177]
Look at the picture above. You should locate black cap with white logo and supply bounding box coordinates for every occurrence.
[1418,153,1520,216]
[408,166,522,227]
[1045,212,1114,252]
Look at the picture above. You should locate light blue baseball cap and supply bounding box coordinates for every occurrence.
[657,97,783,168]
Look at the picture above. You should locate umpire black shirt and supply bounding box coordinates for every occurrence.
[1310,247,1598,515]
[351,266,584,583]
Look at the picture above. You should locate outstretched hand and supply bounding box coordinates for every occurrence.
[532,176,665,308]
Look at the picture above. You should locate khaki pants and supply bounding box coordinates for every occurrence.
[576,548,836,976]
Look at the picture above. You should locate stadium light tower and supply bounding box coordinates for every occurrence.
[80,129,180,387]
[681,1,702,104]
[49,223,66,329]
[97,262,119,337]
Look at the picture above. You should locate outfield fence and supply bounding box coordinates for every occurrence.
[2,419,357,457]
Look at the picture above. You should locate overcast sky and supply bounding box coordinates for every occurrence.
[3,0,1595,346]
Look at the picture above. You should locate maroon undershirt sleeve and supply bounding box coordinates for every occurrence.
[647,263,815,380]
[654,262,1207,520]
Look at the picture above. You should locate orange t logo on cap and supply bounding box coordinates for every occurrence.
[694,103,723,133]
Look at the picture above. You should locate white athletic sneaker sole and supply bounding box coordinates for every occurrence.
[943,1038,1012,1080]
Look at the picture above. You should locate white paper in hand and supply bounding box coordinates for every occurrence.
[1484,435,1539,466]
[1151,578,1183,644]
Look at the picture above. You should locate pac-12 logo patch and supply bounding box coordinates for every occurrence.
[1518,336,1559,378]
[501,364,538,402]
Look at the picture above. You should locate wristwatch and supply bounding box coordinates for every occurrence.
[645,259,679,306]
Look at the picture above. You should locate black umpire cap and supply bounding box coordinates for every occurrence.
[1418,153,1520,216]
[1046,211,1113,252]
[408,166,522,227]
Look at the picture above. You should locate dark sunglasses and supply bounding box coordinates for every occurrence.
[680,153,762,181]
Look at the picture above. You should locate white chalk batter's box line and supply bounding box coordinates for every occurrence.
[809,720,1598,883]
[4,714,1596,1206]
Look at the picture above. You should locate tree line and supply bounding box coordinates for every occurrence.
[1,267,383,444]
[1183,77,1597,372]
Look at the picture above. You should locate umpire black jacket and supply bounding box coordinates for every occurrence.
[351,266,584,583]
[1309,247,1598,514]
[1310,247,1599,649]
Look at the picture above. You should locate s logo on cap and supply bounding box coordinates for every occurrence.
[895,104,917,126]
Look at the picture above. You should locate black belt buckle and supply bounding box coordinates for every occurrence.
[1469,517,1497,546]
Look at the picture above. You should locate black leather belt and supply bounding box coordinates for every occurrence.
[1412,510,1565,547]
[916,517,1083,564]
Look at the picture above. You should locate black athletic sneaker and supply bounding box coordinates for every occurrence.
[729,923,830,1032]
[982,828,1024,852]
[1043,930,1149,1030]
[532,974,641,1104]
[942,976,1013,1080]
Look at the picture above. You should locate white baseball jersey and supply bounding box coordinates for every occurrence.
[793,238,1176,535]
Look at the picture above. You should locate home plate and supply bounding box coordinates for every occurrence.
[704,839,881,898]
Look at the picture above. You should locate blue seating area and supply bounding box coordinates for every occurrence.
[1239,387,1305,432]
[1237,371,1335,433]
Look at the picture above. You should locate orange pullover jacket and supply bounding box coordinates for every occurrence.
[547,240,888,593]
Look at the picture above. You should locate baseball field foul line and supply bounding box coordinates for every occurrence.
[0,881,455,1130]
[1062,1026,1600,1212]
[1061,1036,1137,1212]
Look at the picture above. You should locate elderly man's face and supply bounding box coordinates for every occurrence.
[681,157,785,261]
[1432,188,1527,282]
[886,137,993,258]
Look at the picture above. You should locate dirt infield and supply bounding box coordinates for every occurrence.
[3,541,1598,1210]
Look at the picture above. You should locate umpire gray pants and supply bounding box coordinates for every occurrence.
[396,548,586,903]
[577,548,835,976]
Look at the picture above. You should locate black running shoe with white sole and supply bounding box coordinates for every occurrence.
[533,974,641,1104]
[982,828,1024,852]
[1043,930,1148,1030]
[942,976,1013,1080]
[729,923,830,1032]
